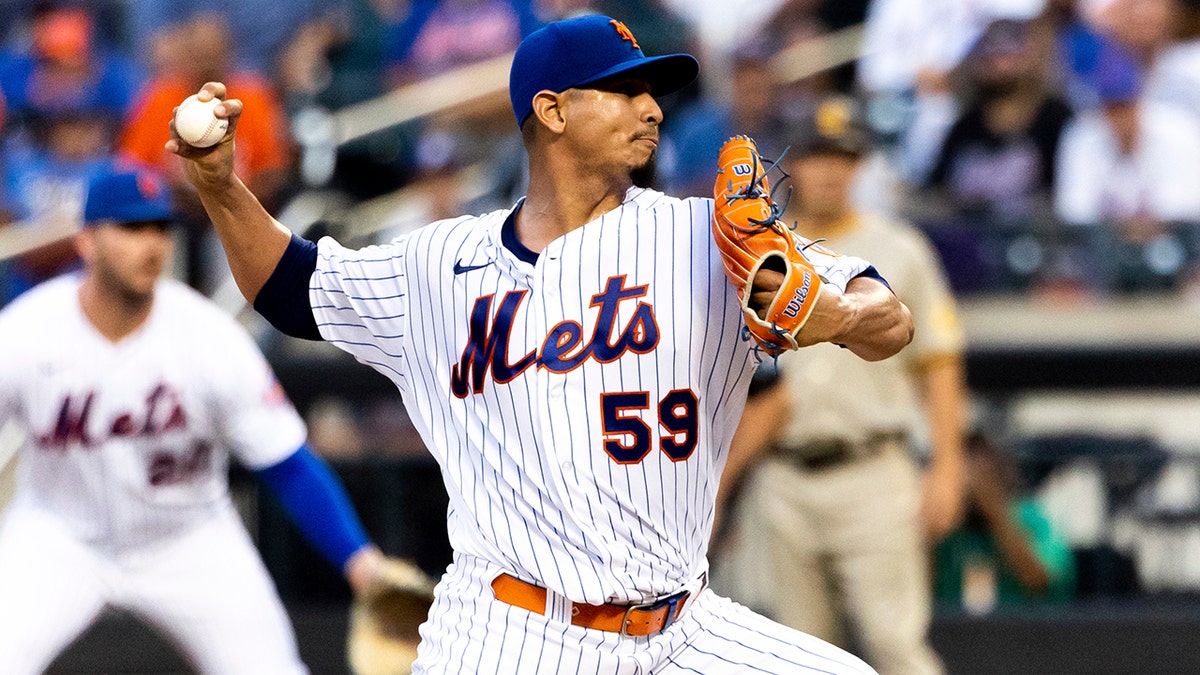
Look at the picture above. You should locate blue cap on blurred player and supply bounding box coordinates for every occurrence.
[509,15,699,129]
[83,167,173,226]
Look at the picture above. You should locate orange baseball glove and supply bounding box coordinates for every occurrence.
[712,135,823,356]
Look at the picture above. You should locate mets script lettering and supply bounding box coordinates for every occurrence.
[36,383,213,487]
[37,383,188,450]
[451,275,660,397]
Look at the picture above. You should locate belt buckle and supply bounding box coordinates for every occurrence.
[620,591,684,637]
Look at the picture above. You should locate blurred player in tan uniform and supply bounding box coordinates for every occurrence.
[713,96,967,675]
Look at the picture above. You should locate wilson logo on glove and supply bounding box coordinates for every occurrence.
[782,271,813,319]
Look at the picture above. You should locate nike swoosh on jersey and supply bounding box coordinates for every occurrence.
[453,259,494,275]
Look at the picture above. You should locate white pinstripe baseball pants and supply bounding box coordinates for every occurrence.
[413,552,877,674]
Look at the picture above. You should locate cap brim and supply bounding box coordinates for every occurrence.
[85,204,174,227]
[574,53,699,97]
[114,218,173,229]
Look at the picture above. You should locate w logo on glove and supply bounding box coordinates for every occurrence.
[711,136,824,356]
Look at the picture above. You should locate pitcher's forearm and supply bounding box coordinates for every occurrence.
[834,276,914,361]
[195,174,292,303]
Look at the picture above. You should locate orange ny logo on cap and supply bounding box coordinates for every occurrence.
[610,19,639,50]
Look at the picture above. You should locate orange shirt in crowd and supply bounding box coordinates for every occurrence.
[118,74,291,189]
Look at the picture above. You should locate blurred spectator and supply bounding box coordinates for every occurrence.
[538,0,692,56]
[127,0,348,105]
[661,46,789,198]
[656,0,791,74]
[374,128,473,240]
[934,431,1076,610]
[713,96,966,675]
[384,0,541,162]
[859,0,1043,94]
[0,4,142,135]
[305,0,416,201]
[0,106,119,303]
[387,0,538,83]
[1046,0,1113,108]
[858,0,1046,181]
[815,0,871,31]
[119,15,292,211]
[1054,39,1200,291]
[762,0,854,94]
[319,0,409,110]
[925,18,1073,221]
[1090,0,1174,66]
[1144,0,1200,122]
[117,15,292,291]
[0,104,115,221]
[0,6,137,304]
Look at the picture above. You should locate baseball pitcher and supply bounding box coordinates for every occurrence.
[171,15,913,674]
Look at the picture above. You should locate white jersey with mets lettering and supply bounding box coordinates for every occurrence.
[0,275,305,545]
[310,186,871,604]
[0,274,310,674]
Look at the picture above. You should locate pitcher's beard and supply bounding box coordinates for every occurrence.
[630,153,657,189]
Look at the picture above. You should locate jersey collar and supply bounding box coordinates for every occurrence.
[500,199,540,265]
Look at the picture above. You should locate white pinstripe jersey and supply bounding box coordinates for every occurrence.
[0,275,305,550]
[312,187,871,604]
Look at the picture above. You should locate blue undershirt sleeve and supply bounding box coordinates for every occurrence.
[253,233,322,340]
[855,265,891,291]
[254,445,370,573]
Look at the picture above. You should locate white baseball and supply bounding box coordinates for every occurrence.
[174,94,229,148]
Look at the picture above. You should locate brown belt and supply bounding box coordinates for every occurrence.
[781,430,907,471]
[491,573,700,637]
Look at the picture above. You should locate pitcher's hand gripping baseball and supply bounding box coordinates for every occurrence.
[712,136,823,356]
[167,82,240,190]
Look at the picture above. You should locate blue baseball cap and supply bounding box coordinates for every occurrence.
[83,168,173,226]
[509,15,699,128]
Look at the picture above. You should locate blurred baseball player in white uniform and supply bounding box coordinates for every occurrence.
[171,15,914,674]
[0,167,394,674]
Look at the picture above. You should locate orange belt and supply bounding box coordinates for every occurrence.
[491,573,699,637]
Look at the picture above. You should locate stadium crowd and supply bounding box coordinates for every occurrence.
[4,0,1200,304]
[2,0,1200,648]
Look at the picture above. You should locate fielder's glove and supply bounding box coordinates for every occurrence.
[712,135,824,357]
[347,557,437,675]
